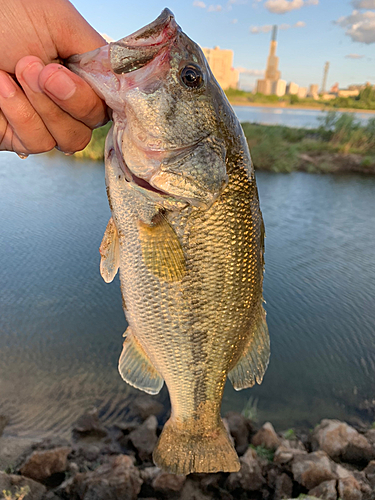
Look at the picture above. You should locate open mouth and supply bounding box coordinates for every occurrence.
[131,173,168,196]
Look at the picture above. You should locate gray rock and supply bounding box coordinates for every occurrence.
[69,454,142,500]
[274,445,307,465]
[312,419,375,464]
[225,412,253,455]
[131,395,164,421]
[274,473,293,500]
[19,446,71,482]
[364,429,375,447]
[128,415,158,461]
[179,479,212,500]
[337,476,363,500]
[139,466,160,483]
[364,460,375,487]
[73,408,107,439]
[251,422,281,451]
[152,471,186,492]
[309,479,338,500]
[226,447,265,491]
[291,450,336,490]
[0,471,46,500]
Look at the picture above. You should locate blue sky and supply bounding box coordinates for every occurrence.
[70,0,375,91]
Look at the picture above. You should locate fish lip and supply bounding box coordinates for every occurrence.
[109,9,180,75]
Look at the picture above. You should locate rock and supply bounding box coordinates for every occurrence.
[274,445,307,465]
[225,412,253,455]
[274,473,293,500]
[251,422,281,451]
[309,479,338,500]
[139,466,160,483]
[312,420,375,464]
[69,455,142,500]
[279,437,306,451]
[291,450,336,490]
[152,471,186,492]
[19,446,71,482]
[222,418,235,448]
[0,471,46,500]
[128,415,158,462]
[77,444,101,462]
[364,460,375,487]
[179,479,212,500]
[226,447,265,491]
[337,476,362,500]
[0,436,41,471]
[73,408,107,439]
[131,395,164,421]
[364,429,375,447]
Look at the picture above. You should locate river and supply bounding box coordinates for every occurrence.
[0,141,374,437]
[232,105,374,128]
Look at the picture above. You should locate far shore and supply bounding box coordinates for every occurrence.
[228,99,375,115]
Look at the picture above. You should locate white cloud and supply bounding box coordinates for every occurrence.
[231,18,239,23]
[336,10,375,43]
[250,24,273,33]
[236,67,265,75]
[207,4,223,11]
[345,53,365,58]
[193,0,206,7]
[264,0,303,14]
[352,0,375,8]
[264,0,318,13]
[250,21,306,33]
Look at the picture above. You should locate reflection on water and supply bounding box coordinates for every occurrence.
[0,152,375,436]
[232,105,374,128]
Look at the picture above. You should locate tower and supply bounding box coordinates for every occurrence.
[264,25,281,81]
[321,61,330,94]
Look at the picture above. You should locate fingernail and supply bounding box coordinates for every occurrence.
[44,68,76,100]
[0,73,17,98]
[22,62,44,93]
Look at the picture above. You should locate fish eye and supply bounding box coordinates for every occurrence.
[180,64,204,90]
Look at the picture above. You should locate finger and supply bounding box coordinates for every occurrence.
[39,63,108,129]
[16,56,92,153]
[0,70,56,154]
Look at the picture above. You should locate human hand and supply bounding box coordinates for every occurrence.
[0,0,108,155]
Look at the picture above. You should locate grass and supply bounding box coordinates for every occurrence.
[73,111,375,174]
[2,487,30,500]
[249,444,274,462]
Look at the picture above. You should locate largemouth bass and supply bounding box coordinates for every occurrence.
[68,9,269,474]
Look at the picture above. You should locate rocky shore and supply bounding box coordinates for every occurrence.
[1,397,375,500]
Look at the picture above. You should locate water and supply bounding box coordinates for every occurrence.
[232,105,374,128]
[0,152,375,437]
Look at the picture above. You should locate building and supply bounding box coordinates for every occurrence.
[308,84,319,99]
[297,87,307,99]
[286,82,299,95]
[201,46,239,90]
[338,89,360,98]
[256,26,285,96]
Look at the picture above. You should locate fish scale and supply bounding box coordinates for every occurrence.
[68,8,269,474]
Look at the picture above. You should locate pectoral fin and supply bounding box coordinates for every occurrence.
[119,327,164,395]
[99,217,120,283]
[228,307,270,390]
[137,212,186,283]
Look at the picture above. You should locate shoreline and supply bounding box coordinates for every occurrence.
[1,403,375,500]
[228,99,375,115]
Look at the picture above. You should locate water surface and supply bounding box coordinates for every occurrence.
[0,152,374,436]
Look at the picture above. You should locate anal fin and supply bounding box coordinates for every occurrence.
[119,327,164,395]
[99,217,120,283]
[228,306,270,390]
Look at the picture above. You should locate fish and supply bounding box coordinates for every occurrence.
[67,8,269,475]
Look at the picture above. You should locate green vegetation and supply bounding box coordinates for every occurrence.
[73,111,375,174]
[242,396,259,422]
[283,428,297,440]
[225,86,375,111]
[250,444,274,462]
[2,486,30,500]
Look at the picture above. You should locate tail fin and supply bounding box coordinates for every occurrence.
[153,417,240,474]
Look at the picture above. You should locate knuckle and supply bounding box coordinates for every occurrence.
[58,129,91,153]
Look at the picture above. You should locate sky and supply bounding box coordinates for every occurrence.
[70,0,375,91]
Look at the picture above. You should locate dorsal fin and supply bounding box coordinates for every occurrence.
[137,212,186,282]
[119,327,164,395]
[228,306,270,390]
[99,217,120,283]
